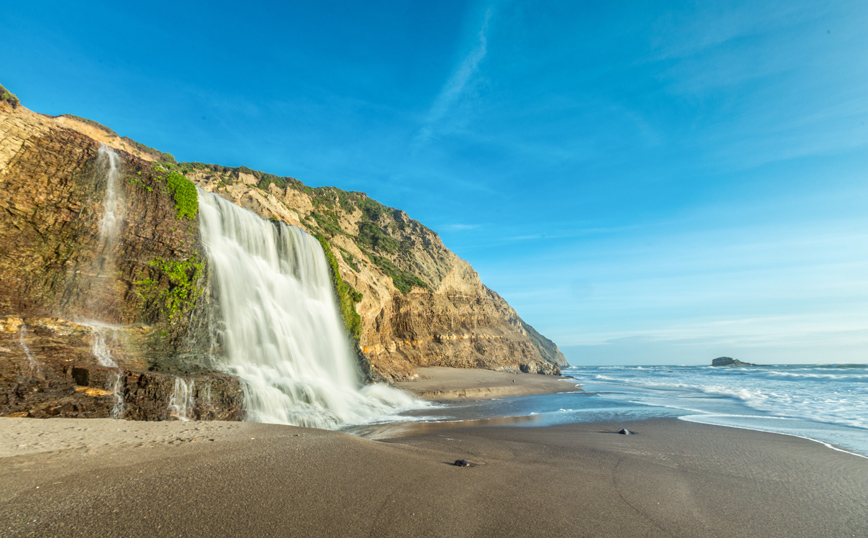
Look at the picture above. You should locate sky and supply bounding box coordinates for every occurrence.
[3,1,867,365]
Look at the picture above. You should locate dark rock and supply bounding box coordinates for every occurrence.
[711,357,757,367]
[453,459,470,467]
[72,367,89,386]
[618,428,632,435]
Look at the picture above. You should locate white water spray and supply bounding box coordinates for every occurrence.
[168,378,195,421]
[198,190,417,428]
[97,144,124,247]
[18,324,41,376]
[91,326,118,368]
[85,145,125,418]
[110,372,125,419]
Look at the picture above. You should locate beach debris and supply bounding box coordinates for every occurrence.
[618,428,632,435]
[453,459,471,467]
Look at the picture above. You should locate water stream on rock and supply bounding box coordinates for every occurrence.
[168,378,195,421]
[83,145,126,415]
[109,372,125,419]
[96,144,124,253]
[90,325,118,368]
[18,324,41,377]
[198,190,417,428]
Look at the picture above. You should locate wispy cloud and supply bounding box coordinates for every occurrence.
[442,223,480,231]
[414,6,494,147]
[568,314,868,349]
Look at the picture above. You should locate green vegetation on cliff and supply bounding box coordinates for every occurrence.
[315,234,363,342]
[164,171,198,220]
[170,161,430,295]
[306,189,430,294]
[152,164,198,220]
[0,84,20,109]
[135,255,205,321]
[122,136,162,158]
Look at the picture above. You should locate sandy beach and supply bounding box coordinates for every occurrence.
[2,412,866,537]
[394,366,580,400]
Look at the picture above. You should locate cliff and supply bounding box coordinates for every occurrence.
[181,165,566,379]
[0,92,566,420]
[0,99,243,419]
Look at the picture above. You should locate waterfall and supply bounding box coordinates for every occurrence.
[18,324,41,376]
[109,372,125,419]
[198,190,416,428]
[97,144,124,248]
[81,145,126,418]
[91,326,118,368]
[168,378,195,421]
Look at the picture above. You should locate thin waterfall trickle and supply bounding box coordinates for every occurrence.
[18,324,41,376]
[110,372,125,419]
[81,145,126,416]
[198,189,417,428]
[91,326,118,368]
[97,144,124,250]
[168,378,195,421]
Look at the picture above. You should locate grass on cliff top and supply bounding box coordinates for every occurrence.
[58,115,117,136]
[0,83,20,108]
[123,137,164,159]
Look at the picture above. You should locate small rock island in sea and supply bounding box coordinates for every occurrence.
[711,357,757,367]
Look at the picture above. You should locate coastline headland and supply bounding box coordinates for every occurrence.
[0,90,566,423]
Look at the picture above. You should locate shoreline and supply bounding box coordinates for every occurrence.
[678,414,868,461]
[2,417,866,537]
[394,366,579,401]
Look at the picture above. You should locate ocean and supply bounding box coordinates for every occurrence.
[352,364,868,458]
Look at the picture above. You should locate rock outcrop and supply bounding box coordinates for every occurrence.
[711,357,756,367]
[0,91,566,420]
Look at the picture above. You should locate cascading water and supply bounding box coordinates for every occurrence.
[18,324,41,376]
[81,145,126,416]
[198,189,417,428]
[168,378,195,421]
[96,144,124,251]
[91,326,118,368]
[110,373,125,419]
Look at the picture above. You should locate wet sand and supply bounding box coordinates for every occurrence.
[394,366,579,400]
[2,417,866,537]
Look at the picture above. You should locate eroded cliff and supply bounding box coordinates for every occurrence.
[0,101,240,419]
[0,93,566,420]
[175,168,568,378]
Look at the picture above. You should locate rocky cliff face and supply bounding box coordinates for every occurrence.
[0,101,238,419]
[183,167,566,380]
[0,95,566,420]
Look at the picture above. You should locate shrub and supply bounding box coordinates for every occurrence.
[164,171,198,220]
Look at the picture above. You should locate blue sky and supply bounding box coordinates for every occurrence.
[3,1,867,364]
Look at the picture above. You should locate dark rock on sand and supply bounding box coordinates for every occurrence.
[453,459,470,467]
[619,429,632,435]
